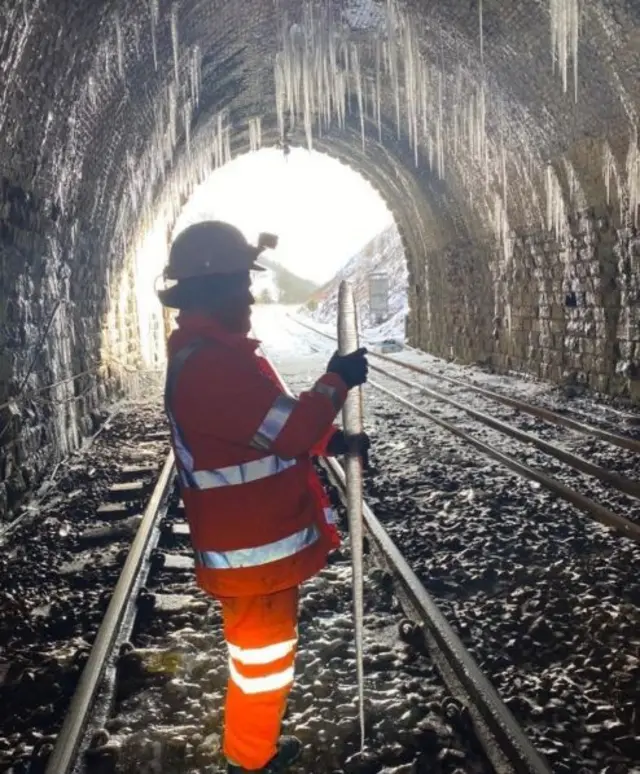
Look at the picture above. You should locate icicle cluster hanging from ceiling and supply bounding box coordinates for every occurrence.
[273,0,455,179]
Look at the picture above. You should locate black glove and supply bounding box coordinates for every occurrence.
[326,430,370,469]
[326,348,369,389]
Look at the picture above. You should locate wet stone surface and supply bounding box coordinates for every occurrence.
[0,404,167,774]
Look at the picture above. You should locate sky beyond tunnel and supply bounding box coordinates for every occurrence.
[173,147,394,284]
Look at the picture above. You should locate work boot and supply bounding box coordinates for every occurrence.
[227,736,302,773]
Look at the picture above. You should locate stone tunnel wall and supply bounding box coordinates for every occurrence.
[406,210,640,400]
[0,179,143,518]
[1,0,640,519]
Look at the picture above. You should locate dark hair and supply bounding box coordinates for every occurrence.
[157,273,248,310]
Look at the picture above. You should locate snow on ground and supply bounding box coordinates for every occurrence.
[252,305,332,358]
[304,224,408,344]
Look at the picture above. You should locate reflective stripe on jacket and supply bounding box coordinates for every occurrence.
[165,313,346,597]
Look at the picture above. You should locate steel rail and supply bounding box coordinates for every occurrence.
[369,362,640,500]
[287,316,640,529]
[370,378,640,543]
[323,457,552,774]
[289,314,640,454]
[45,453,175,774]
[287,315,640,502]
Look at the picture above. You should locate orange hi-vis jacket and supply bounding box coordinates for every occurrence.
[164,313,347,598]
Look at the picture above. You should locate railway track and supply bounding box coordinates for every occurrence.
[287,315,640,454]
[39,373,554,774]
[287,314,640,543]
[0,405,170,774]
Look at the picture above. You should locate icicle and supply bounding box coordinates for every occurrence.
[571,0,579,102]
[183,99,192,155]
[550,0,580,100]
[275,53,285,140]
[322,36,332,129]
[479,0,484,64]
[224,127,232,165]
[386,1,400,138]
[437,70,444,179]
[302,32,313,150]
[403,17,419,166]
[603,142,614,206]
[351,43,365,151]
[149,0,159,71]
[421,62,428,142]
[375,37,382,141]
[336,70,346,131]
[189,45,201,108]
[168,81,177,155]
[114,11,125,78]
[479,85,488,186]
[546,164,565,237]
[171,3,179,86]
[249,117,262,152]
[627,129,639,227]
[87,75,97,109]
[343,38,351,115]
[501,138,507,222]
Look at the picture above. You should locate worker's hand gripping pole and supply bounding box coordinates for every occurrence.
[337,280,366,751]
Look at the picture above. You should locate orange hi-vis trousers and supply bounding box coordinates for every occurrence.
[218,586,300,770]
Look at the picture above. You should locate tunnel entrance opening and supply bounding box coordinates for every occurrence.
[132,146,408,365]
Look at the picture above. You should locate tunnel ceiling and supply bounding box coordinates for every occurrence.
[1,0,640,515]
[1,0,639,289]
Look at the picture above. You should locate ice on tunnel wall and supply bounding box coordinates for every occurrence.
[249,118,263,153]
[267,0,640,278]
[134,222,168,369]
[546,164,566,239]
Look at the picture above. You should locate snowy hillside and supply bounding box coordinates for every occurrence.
[306,224,408,340]
[252,259,319,305]
[251,266,281,304]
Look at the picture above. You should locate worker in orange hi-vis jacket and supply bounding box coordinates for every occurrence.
[156,221,370,774]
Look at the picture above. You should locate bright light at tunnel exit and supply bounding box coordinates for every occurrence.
[133,147,394,368]
[173,147,394,284]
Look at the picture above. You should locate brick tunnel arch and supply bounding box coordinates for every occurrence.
[0,0,639,514]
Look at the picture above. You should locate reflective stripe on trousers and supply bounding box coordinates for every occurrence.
[227,657,295,694]
[227,635,297,694]
[195,524,320,570]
